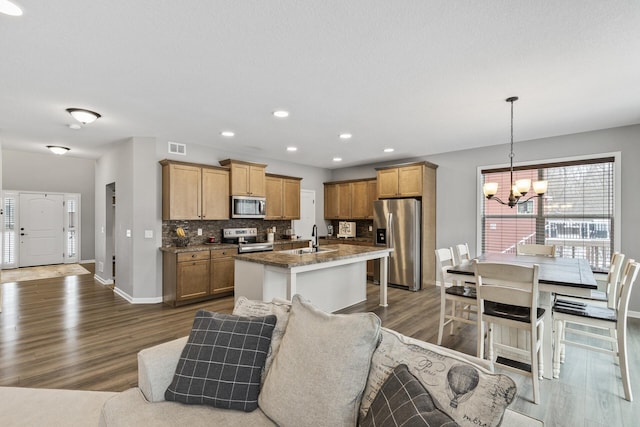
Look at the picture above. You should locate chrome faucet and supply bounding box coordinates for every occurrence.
[312,225,318,251]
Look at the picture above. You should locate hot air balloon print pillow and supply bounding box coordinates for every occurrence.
[360,328,517,427]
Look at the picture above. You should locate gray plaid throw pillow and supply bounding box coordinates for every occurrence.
[361,364,459,427]
[165,310,277,412]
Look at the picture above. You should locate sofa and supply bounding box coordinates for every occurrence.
[2,296,543,426]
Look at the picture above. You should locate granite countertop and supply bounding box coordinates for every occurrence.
[234,243,391,268]
[159,239,311,254]
[320,236,374,244]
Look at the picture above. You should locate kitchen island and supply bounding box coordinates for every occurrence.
[234,244,393,312]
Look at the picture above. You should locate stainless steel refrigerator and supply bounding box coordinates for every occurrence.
[373,199,421,291]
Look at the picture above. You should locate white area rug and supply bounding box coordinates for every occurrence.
[1,264,91,283]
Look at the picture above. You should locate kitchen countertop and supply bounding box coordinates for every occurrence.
[320,236,374,244]
[159,239,311,254]
[234,243,390,268]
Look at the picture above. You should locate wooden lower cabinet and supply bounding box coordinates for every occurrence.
[210,249,235,295]
[163,249,235,307]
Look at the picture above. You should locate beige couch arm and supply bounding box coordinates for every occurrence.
[137,336,188,402]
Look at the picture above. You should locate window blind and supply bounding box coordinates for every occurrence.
[481,157,614,272]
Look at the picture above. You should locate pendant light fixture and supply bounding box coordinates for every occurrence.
[482,96,547,207]
[66,108,101,124]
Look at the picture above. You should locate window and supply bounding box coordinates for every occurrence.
[481,156,615,272]
[3,193,17,268]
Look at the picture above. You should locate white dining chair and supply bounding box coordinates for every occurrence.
[553,259,638,401]
[435,247,476,345]
[474,261,544,404]
[453,243,471,265]
[556,252,625,309]
[516,243,556,257]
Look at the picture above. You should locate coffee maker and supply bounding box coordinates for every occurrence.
[327,224,333,237]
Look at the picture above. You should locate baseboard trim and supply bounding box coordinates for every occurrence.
[94,274,113,285]
[112,286,162,304]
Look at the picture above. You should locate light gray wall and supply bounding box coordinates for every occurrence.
[331,124,640,312]
[2,149,96,260]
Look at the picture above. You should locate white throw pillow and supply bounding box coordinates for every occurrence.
[258,294,381,427]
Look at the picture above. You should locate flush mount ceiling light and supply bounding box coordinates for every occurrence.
[383,148,395,153]
[220,131,235,137]
[286,146,298,152]
[339,133,352,140]
[0,0,23,16]
[482,96,548,208]
[66,108,101,124]
[272,110,289,118]
[47,145,70,155]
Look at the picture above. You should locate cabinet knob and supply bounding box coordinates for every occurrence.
[191,254,197,258]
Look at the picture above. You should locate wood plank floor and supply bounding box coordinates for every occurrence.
[1,263,638,426]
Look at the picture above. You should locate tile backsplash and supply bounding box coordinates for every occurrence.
[329,220,373,240]
[162,219,294,246]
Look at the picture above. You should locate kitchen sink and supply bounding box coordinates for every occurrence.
[279,247,337,255]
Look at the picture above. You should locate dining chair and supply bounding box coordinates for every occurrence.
[553,259,639,401]
[435,247,476,346]
[474,261,544,404]
[556,252,625,309]
[516,243,556,257]
[453,243,471,265]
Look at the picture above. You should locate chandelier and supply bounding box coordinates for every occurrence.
[482,96,547,208]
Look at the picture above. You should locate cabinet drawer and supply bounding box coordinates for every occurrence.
[210,248,235,259]
[177,251,210,262]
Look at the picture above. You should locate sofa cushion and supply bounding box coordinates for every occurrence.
[258,294,381,427]
[232,296,292,383]
[165,310,277,412]
[360,328,516,427]
[360,364,458,427]
[100,388,277,427]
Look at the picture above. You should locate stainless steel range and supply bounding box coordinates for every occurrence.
[223,228,274,253]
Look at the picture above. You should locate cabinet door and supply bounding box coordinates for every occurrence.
[164,163,202,220]
[265,176,283,219]
[398,165,423,196]
[351,181,368,219]
[283,179,301,219]
[176,259,210,300]
[337,183,352,219]
[229,163,251,195]
[367,180,377,219]
[202,168,229,220]
[324,183,339,219]
[377,169,399,198]
[249,166,266,196]
[211,255,234,295]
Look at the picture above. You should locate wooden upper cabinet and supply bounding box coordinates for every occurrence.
[367,179,377,218]
[161,160,230,220]
[324,183,339,219]
[351,181,369,219]
[202,167,230,220]
[265,173,301,220]
[161,162,202,220]
[377,163,424,198]
[283,178,301,219]
[337,182,352,219]
[220,159,267,197]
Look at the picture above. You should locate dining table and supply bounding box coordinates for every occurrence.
[447,252,598,379]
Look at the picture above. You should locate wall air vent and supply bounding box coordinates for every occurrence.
[168,141,186,155]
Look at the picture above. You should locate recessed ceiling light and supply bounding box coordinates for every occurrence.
[68,124,81,130]
[384,148,395,153]
[339,133,352,140]
[0,0,23,16]
[286,146,298,152]
[47,145,70,155]
[273,110,289,118]
[221,131,235,137]
[66,108,101,124]
[333,157,343,162]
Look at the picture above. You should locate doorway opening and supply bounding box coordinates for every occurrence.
[105,183,116,284]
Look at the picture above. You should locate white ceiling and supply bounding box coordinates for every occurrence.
[1,1,639,169]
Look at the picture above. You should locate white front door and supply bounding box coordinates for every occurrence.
[19,193,64,267]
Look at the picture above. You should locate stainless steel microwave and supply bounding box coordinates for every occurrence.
[231,196,266,219]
